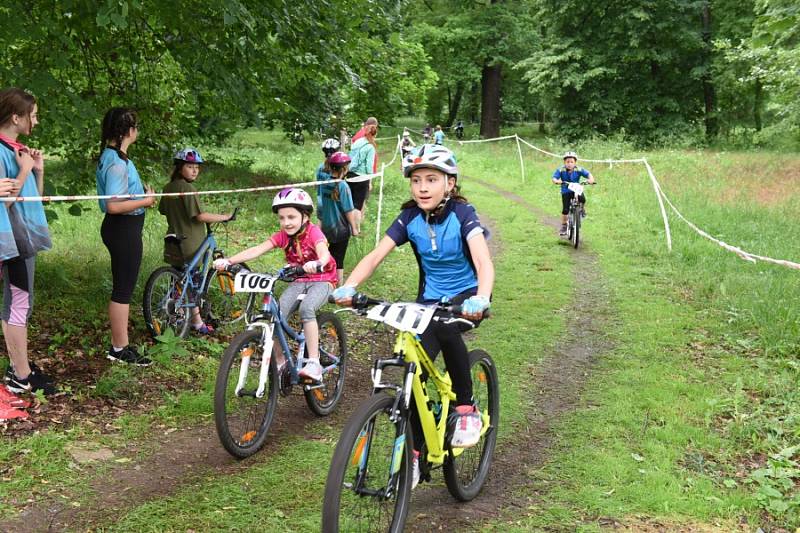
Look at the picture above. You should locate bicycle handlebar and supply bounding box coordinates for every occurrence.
[224,263,320,282]
[329,292,490,320]
[554,179,596,185]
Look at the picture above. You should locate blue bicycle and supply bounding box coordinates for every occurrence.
[143,209,249,338]
[213,265,348,459]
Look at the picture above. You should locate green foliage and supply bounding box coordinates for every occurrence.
[0,0,430,189]
[517,0,710,143]
[405,0,538,126]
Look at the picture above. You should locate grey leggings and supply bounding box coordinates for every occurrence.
[278,281,333,322]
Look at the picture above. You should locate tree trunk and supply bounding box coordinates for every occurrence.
[754,79,762,131]
[446,82,464,128]
[480,63,501,138]
[701,2,718,139]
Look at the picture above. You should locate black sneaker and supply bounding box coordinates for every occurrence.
[107,346,152,367]
[6,370,58,395]
[5,362,54,384]
[559,224,568,236]
[580,208,587,218]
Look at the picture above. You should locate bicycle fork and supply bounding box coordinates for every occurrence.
[354,357,417,499]
[235,322,275,398]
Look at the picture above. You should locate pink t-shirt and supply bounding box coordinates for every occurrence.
[269,222,338,284]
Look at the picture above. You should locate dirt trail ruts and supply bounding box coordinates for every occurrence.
[407,178,617,532]
[0,355,377,533]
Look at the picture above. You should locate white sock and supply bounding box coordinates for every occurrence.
[113,345,124,352]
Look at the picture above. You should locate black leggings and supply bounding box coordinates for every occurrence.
[346,173,370,211]
[561,191,586,216]
[101,214,144,304]
[410,293,484,450]
[328,238,349,269]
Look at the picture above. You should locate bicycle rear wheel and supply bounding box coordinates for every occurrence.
[143,267,190,339]
[322,393,412,533]
[203,266,251,327]
[214,329,278,459]
[304,312,348,416]
[443,349,500,501]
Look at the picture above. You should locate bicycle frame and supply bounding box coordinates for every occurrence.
[179,233,218,298]
[371,330,488,465]
[237,277,342,398]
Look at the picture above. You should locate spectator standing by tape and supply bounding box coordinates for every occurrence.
[317,151,359,285]
[347,116,378,231]
[0,88,55,404]
[96,108,156,367]
[434,125,445,145]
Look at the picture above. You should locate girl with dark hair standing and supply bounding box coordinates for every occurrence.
[0,87,55,406]
[96,107,155,366]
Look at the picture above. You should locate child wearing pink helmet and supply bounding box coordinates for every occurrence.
[214,187,336,382]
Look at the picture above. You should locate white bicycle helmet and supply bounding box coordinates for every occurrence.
[321,138,340,156]
[562,151,578,161]
[402,144,458,178]
[272,187,314,214]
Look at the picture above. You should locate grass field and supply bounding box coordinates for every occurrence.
[1,128,799,530]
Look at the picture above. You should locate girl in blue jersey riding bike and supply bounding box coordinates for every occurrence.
[333,144,495,449]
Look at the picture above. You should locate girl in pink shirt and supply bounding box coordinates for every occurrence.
[214,188,335,382]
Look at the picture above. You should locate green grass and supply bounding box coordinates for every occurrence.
[457,139,799,528]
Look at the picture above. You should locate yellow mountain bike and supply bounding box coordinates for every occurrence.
[322,294,499,532]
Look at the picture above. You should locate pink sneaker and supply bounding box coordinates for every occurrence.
[1,386,30,409]
[450,405,483,448]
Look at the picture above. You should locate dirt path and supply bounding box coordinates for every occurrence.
[406,178,617,532]
[1,338,383,532]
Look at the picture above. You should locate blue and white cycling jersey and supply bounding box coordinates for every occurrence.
[386,200,486,303]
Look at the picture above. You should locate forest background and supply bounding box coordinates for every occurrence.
[2,0,798,185]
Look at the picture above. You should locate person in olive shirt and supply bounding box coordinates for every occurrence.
[158,148,232,334]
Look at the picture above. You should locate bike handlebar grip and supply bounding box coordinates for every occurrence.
[449,305,491,319]
[226,263,243,274]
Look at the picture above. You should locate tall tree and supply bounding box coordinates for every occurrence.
[519,0,716,143]
[406,0,536,137]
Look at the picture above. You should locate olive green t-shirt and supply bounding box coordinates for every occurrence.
[158,179,205,267]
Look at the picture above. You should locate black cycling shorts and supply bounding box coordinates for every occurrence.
[561,192,586,216]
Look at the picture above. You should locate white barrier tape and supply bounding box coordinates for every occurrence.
[375,163,387,247]
[514,135,526,183]
[458,135,518,145]
[653,174,800,269]
[641,160,673,252]
[0,171,385,203]
[458,132,799,270]
[385,135,402,167]
[516,136,646,164]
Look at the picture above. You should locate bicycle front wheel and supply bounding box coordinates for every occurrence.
[214,329,278,459]
[305,312,347,416]
[322,393,412,533]
[143,267,190,339]
[571,206,581,248]
[444,349,500,501]
[203,267,251,326]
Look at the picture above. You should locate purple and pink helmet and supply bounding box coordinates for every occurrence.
[272,187,314,214]
[328,151,351,168]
